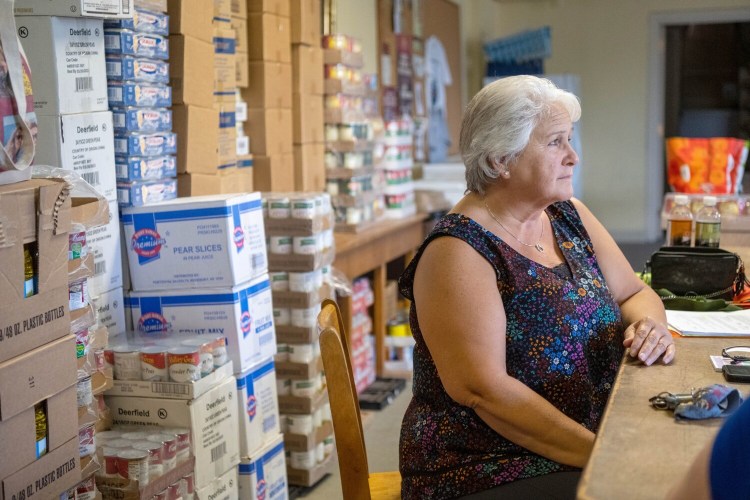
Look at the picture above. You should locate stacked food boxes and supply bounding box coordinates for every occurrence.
[244,0,294,192]
[104,5,179,207]
[382,118,417,219]
[232,1,254,189]
[290,0,325,192]
[263,192,336,488]
[322,34,385,231]
[0,179,81,499]
[118,192,273,496]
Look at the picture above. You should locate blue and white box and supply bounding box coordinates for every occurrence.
[121,192,267,290]
[238,434,287,500]
[116,155,177,181]
[128,273,276,371]
[117,178,178,207]
[108,81,172,107]
[114,131,177,156]
[112,107,172,133]
[236,358,280,457]
[106,56,170,83]
[104,9,169,35]
[104,29,169,59]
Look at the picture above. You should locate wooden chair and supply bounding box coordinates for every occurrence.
[317,298,402,500]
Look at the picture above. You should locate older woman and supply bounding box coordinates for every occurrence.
[398,75,675,499]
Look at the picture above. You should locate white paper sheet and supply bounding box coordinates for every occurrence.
[666,308,750,337]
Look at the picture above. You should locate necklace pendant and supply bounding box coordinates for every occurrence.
[534,243,545,253]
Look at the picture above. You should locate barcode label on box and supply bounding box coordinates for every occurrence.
[106,61,122,77]
[211,442,227,463]
[150,383,190,395]
[94,260,107,276]
[81,171,100,186]
[76,76,93,92]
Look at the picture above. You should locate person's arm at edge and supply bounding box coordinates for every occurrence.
[413,236,595,467]
[571,198,675,365]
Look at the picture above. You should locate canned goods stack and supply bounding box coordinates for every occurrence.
[322,34,387,231]
[105,4,179,208]
[349,277,377,393]
[262,191,337,487]
[381,118,417,219]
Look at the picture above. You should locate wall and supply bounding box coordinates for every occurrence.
[461,0,750,241]
[337,0,749,241]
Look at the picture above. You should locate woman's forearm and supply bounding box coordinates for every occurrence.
[619,286,667,328]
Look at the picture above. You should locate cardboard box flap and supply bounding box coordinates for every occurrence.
[37,174,72,237]
[71,196,111,229]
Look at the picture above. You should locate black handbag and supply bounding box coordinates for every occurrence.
[645,246,747,300]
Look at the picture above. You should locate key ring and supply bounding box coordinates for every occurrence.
[649,391,695,410]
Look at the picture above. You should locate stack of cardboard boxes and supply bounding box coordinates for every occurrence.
[232,1,254,188]
[244,0,294,191]
[291,0,325,192]
[0,179,82,499]
[169,0,252,196]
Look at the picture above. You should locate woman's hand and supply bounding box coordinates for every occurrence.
[623,317,675,366]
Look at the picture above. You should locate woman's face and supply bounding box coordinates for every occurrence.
[510,103,579,203]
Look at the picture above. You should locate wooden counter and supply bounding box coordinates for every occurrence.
[578,337,739,499]
[334,213,427,376]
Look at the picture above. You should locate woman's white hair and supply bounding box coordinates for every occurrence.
[460,75,581,195]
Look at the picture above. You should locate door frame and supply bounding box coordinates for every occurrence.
[646,7,750,241]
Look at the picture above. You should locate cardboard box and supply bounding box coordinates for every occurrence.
[68,252,95,285]
[128,275,276,373]
[90,286,126,337]
[252,154,295,192]
[236,51,250,87]
[290,0,321,46]
[172,104,221,175]
[286,455,333,488]
[0,384,77,479]
[275,325,316,344]
[1,437,81,500]
[170,35,216,108]
[268,244,334,273]
[35,111,116,202]
[106,361,233,399]
[71,195,111,231]
[243,62,292,109]
[292,45,324,96]
[14,0,133,18]
[177,170,254,197]
[95,458,193,500]
[217,113,238,168]
[194,466,238,500]
[271,284,333,309]
[231,0,247,18]
[238,434,287,500]
[86,200,123,297]
[236,358,280,457]
[214,0,232,20]
[121,193,267,290]
[292,96,324,144]
[294,142,326,192]
[275,357,321,380]
[263,213,332,236]
[246,108,293,156]
[167,0,214,42]
[283,421,333,452]
[231,16,248,53]
[277,389,327,415]
[108,376,240,490]
[0,179,71,365]
[247,13,290,63]
[17,16,108,116]
[248,0,290,16]
[0,335,77,422]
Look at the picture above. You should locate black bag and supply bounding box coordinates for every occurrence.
[646,246,747,300]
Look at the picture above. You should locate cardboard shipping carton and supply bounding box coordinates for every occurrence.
[247,13,290,63]
[108,376,240,490]
[290,0,321,46]
[293,143,325,192]
[0,179,71,365]
[167,0,214,43]
[86,200,123,297]
[292,94,324,144]
[14,0,133,18]
[292,45,324,96]
[236,51,250,87]
[194,466,238,500]
[170,35,216,109]
[237,434,286,500]
[172,104,220,175]
[235,357,280,457]
[17,16,108,116]
[252,154,295,192]
[177,170,254,197]
[245,108,293,156]
[243,62,292,109]
[248,0,290,16]
[0,437,81,500]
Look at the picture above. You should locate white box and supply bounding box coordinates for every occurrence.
[121,193,267,291]
[238,433,287,500]
[87,200,123,296]
[107,376,240,490]
[128,273,276,373]
[16,17,108,116]
[35,111,116,202]
[236,357,280,457]
[106,362,233,400]
[91,286,126,336]
[194,466,239,500]
[14,0,134,18]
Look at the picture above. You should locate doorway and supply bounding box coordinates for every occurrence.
[647,8,750,242]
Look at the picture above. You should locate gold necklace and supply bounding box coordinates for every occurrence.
[484,199,545,253]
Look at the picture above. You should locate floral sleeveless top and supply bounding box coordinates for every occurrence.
[398,201,624,499]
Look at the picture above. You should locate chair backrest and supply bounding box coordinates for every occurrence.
[318,299,372,500]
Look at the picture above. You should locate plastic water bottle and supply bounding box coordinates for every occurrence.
[695,196,721,248]
[667,194,693,246]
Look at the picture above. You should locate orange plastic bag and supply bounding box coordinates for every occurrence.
[666,137,749,194]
